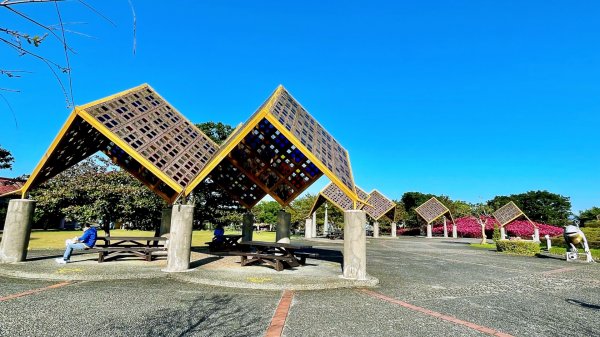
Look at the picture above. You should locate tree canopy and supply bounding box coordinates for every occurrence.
[0,145,14,170]
[487,190,572,226]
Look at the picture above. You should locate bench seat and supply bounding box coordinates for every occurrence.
[91,246,166,263]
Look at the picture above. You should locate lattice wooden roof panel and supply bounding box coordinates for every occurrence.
[414,197,449,223]
[362,190,396,221]
[22,84,219,203]
[185,85,357,209]
[309,183,369,215]
[492,201,524,226]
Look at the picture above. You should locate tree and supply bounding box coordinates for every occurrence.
[195,122,235,145]
[578,207,600,226]
[252,201,280,225]
[487,190,572,226]
[0,145,14,169]
[31,155,166,230]
[189,121,245,228]
[400,192,454,227]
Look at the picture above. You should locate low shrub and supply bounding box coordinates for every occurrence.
[549,228,600,249]
[496,239,541,256]
[584,220,600,228]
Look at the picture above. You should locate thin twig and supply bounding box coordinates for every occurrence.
[5,5,76,53]
[128,0,136,55]
[76,0,116,27]
[0,0,63,6]
[0,92,19,128]
[54,0,74,106]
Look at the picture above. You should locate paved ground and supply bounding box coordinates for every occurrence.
[1,237,599,337]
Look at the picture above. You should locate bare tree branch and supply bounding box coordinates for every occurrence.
[0,92,19,127]
[54,0,74,105]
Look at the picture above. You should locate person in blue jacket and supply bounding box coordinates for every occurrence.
[55,223,97,264]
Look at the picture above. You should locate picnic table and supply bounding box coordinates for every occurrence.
[233,241,316,271]
[94,236,168,263]
[207,234,243,252]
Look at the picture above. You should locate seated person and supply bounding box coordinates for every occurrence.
[55,223,97,264]
[213,224,225,243]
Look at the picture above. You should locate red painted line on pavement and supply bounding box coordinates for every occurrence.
[541,267,576,275]
[0,281,73,302]
[265,290,294,337]
[359,289,514,337]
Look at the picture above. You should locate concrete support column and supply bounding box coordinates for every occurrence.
[304,218,313,239]
[373,221,379,238]
[452,224,458,238]
[165,204,194,272]
[276,210,291,243]
[391,222,397,238]
[0,199,36,263]
[311,212,317,238]
[500,226,506,240]
[158,208,172,236]
[426,223,433,238]
[242,212,254,242]
[343,210,367,280]
[533,227,540,242]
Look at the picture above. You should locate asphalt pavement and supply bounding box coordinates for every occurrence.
[0,237,598,337]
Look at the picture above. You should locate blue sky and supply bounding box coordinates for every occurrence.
[1,1,599,213]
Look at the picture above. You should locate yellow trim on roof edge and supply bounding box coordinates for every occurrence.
[265,113,358,204]
[76,108,183,194]
[21,109,80,197]
[183,86,284,196]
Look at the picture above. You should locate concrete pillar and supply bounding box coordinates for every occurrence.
[276,210,291,243]
[545,235,551,251]
[373,221,379,238]
[452,224,457,238]
[0,199,36,263]
[158,208,172,236]
[165,204,194,272]
[391,222,397,238]
[533,227,540,242]
[242,212,253,242]
[304,218,313,239]
[500,226,506,240]
[426,223,432,238]
[312,212,317,238]
[343,210,367,280]
[323,203,329,236]
[443,217,448,238]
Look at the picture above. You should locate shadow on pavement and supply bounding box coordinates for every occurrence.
[566,298,600,310]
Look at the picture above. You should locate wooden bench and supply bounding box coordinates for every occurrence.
[91,247,166,263]
[233,241,316,271]
[94,236,167,263]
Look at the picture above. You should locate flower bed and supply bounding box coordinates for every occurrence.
[428,216,563,238]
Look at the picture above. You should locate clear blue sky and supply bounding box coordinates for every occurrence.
[1,1,599,213]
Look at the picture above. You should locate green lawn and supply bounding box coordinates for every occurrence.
[468,242,600,260]
[26,229,276,250]
[469,243,496,250]
[548,247,600,260]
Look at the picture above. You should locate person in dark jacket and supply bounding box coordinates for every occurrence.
[55,223,97,264]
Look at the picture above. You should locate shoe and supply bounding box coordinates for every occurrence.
[55,258,67,264]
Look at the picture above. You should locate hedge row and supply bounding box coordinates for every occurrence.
[496,240,541,256]
[549,228,600,249]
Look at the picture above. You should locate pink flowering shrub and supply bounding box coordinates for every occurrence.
[430,216,563,238]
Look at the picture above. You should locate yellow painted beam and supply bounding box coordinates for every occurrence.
[21,109,80,197]
[76,108,183,194]
[183,86,284,196]
[265,113,358,204]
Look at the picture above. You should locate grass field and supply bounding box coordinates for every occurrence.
[469,242,600,260]
[25,229,276,250]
